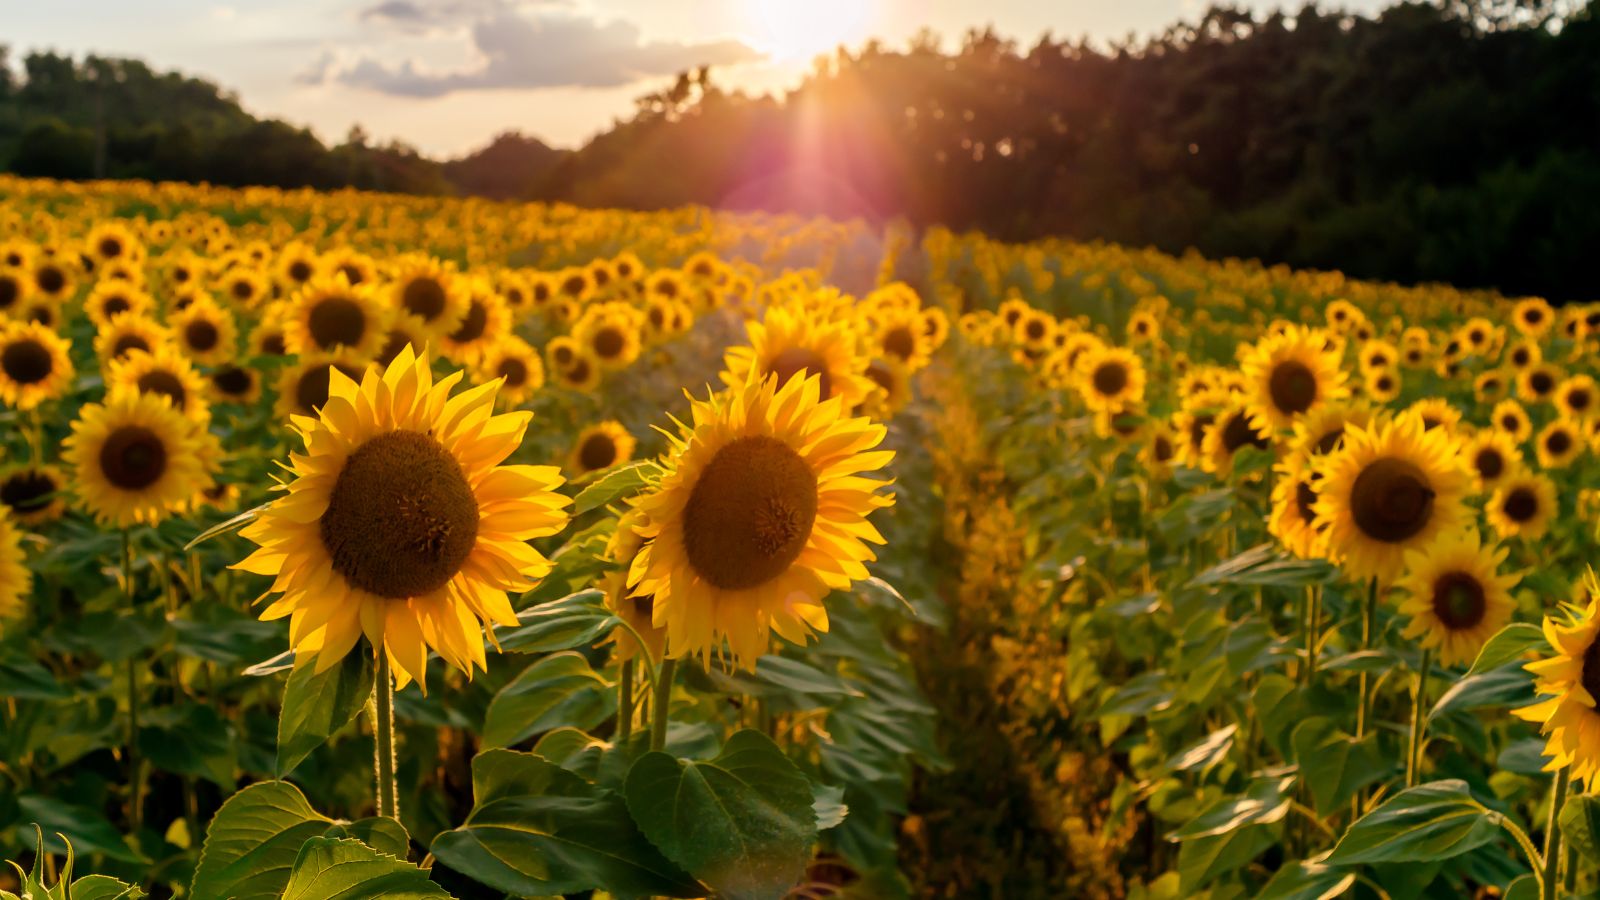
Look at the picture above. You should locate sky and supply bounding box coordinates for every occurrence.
[4,0,1388,158]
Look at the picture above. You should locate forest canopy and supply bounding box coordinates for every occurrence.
[2,1,1597,299]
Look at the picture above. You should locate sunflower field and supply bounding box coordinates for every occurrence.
[0,174,1596,900]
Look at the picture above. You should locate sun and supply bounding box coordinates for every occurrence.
[746,0,874,60]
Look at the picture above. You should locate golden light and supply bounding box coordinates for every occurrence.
[745,0,874,61]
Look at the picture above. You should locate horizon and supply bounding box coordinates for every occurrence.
[6,0,1388,158]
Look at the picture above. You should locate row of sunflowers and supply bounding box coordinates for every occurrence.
[0,171,1596,899]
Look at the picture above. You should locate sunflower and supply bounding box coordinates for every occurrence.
[1396,528,1519,667]
[574,308,643,371]
[83,280,153,329]
[1519,364,1562,404]
[874,306,934,371]
[85,221,141,266]
[1404,397,1463,436]
[283,275,389,359]
[720,303,875,409]
[476,337,544,408]
[1504,339,1541,372]
[1241,325,1348,431]
[553,351,602,393]
[0,320,74,411]
[320,248,377,288]
[390,257,468,338]
[600,510,666,663]
[922,306,951,350]
[1515,596,1600,785]
[171,297,238,366]
[248,310,290,358]
[1485,468,1557,541]
[1174,390,1228,469]
[93,312,171,369]
[1511,298,1555,337]
[216,267,269,310]
[63,390,208,527]
[275,242,319,291]
[1126,310,1160,344]
[209,364,262,406]
[1139,422,1180,475]
[108,345,212,423]
[441,284,510,364]
[1491,399,1533,443]
[276,353,372,420]
[1076,346,1146,412]
[30,257,74,304]
[233,345,571,686]
[862,357,912,419]
[1290,401,1375,460]
[627,372,893,668]
[1557,375,1598,421]
[0,268,31,318]
[1461,429,1521,491]
[0,463,67,526]
[0,506,29,626]
[1313,415,1473,582]
[1201,398,1273,477]
[1359,340,1399,373]
[376,314,432,368]
[557,267,594,305]
[1535,419,1583,469]
[1014,310,1057,349]
[1364,366,1400,403]
[569,421,637,477]
[1269,457,1327,560]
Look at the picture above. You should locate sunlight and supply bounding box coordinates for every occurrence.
[745,0,874,61]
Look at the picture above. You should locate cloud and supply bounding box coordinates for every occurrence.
[309,8,762,96]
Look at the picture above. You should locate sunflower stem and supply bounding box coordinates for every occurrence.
[122,530,143,833]
[617,659,635,744]
[650,658,677,751]
[1541,766,1571,900]
[373,650,399,821]
[1405,649,1431,787]
[1355,577,1378,739]
[1305,584,1323,685]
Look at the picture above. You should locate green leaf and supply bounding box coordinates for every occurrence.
[497,590,615,654]
[1176,825,1274,892]
[68,875,143,900]
[625,729,817,900]
[16,796,144,863]
[573,460,656,513]
[1326,780,1503,865]
[191,781,332,900]
[1163,725,1236,775]
[138,703,237,786]
[1093,670,1174,720]
[1465,623,1546,676]
[322,817,410,860]
[1188,543,1336,588]
[1560,794,1600,864]
[531,727,609,782]
[430,749,701,898]
[0,660,71,700]
[1291,718,1389,815]
[277,651,374,777]
[1503,873,1540,900]
[1169,770,1296,840]
[282,837,451,899]
[813,783,848,831]
[1256,860,1356,900]
[481,651,614,749]
[1428,667,1535,723]
[184,499,272,550]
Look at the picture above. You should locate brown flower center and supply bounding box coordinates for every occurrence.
[185,319,219,352]
[288,260,313,282]
[0,275,17,309]
[36,266,64,295]
[563,356,593,386]
[1221,413,1269,453]
[1,470,57,513]
[99,425,168,490]
[294,362,365,414]
[309,296,368,349]
[262,332,288,356]
[1349,457,1435,543]
[579,433,618,471]
[1430,571,1487,631]
[1582,637,1600,704]
[320,430,479,599]
[682,435,818,591]
[402,277,446,321]
[1569,389,1593,412]
[1503,486,1539,523]
[136,370,187,411]
[883,326,916,361]
[592,327,624,359]
[338,264,364,285]
[1092,361,1128,397]
[1473,448,1504,481]
[767,346,832,399]
[449,300,489,344]
[497,357,528,387]
[1531,372,1554,395]
[1315,427,1345,456]
[1546,429,1572,456]
[231,280,253,302]
[1153,435,1175,463]
[1269,360,1318,414]
[212,366,253,397]
[102,296,130,317]
[1295,480,1318,523]
[2,340,53,385]
[99,237,123,258]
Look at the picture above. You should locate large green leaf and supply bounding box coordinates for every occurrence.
[1560,794,1600,865]
[430,749,700,898]
[139,702,238,786]
[322,817,411,860]
[1162,724,1236,775]
[276,650,374,777]
[625,729,818,900]
[191,781,332,900]
[572,460,657,513]
[1465,623,1546,676]
[496,590,615,655]
[1428,667,1535,723]
[67,875,142,900]
[1168,770,1295,840]
[1291,718,1388,815]
[282,837,452,900]
[1176,825,1275,892]
[1093,670,1174,720]
[481,651,614,748]
[1326,780,1503,865]
[1187,543,1336,588]
[0,660,71,700]
[16,796,144,863]
[1256,860,1356,900]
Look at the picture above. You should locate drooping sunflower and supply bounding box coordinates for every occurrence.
[720,303,875,409]
[0,320,74,411]
[108,345,212,423]
[1076,346,1146,412]
[0,506,29,626]
[390,257,468,338]
[171,297,238,366]
[63,390,207,527]
[283,275,390,359]
[1535,419,1583,469]
[1461,429,1521,492]
[627,372,894,669]
[1240,324,1348,431]
[234,345,571,686]
[476,337,545,408]
[1485,468,1557,541]
[1313,415,1473,582]
[1515,595,1600,784]
[275,353,372,420]
[1396,528,1520,667]
[569,421,637,477]
[1269,457,1327,559]
[0,463,67,526]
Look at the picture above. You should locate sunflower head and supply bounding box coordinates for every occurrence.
[1269,456,1327,560]
[1486,467,1557,541]
[1397,528,1519,667]
[1241,324,1348,431]
[1515,596,1600,785]
[108,345,211,423]
[720,302,874,409]
[1076,346,1146,413]
[570,421,638,477]
[0,320,75,412]
[63,389,209,527]
[0,506,30,627]
[0,464,67,526]
[284,275,391,358]
[234,345,571,688]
